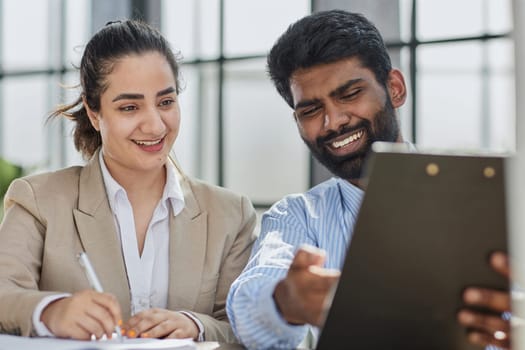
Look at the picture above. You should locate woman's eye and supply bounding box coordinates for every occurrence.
[120,105,137,112]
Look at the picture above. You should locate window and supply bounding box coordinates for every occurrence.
[0,0,514,210]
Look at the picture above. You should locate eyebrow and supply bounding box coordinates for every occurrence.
[294,78,364,110]
[111,86,176,102]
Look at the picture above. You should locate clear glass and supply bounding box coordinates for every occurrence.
[487,0,512,33]
[65,0,90,68]
[223,58,309,203]
[487,39,515,152]
[398,0,413,42]
[417,0,511,41]
[53,71,85,169]
[223,0,310,57]
[417,40,514,152]
[162,0,220,60]
[3,76,50,168]
[2,0,50,70]
[175,63,220,183]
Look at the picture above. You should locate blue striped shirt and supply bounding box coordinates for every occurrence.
[226,177,363,349]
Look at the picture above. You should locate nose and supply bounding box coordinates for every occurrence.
[141,107,166,135]
[323,104,350,131]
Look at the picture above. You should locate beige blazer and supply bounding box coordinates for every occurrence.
[0,152,256,342]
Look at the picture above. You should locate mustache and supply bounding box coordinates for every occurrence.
[316,121,371,146]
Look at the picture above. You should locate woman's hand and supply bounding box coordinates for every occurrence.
[123,308,199,340]
[41,289,122,340]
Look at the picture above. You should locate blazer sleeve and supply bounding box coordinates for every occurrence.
[0,178,60,336]
[192,194,257,342]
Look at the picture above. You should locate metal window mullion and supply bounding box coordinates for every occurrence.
[410,0,418,143]
[217,0,225,186]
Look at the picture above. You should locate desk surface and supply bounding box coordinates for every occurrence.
[196,342,245,350]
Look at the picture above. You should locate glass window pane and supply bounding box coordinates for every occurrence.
[417,0,509,40]
[487,39,515,151]
[176,63,220,183]
[3,76,49,168]
[223,59,309,204]
[162,0,220,60]
[224,0,310,57]
[417,40,514,151]
[51,71,85,169]
[65,0,90,67]
[2,0,50,70]
[416,41,515,151]
[487,0,512,33]
[417,43,483,149]
[399,0,413,42]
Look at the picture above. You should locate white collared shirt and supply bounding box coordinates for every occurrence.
[99,151,185,314]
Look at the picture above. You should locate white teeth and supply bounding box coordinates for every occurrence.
[134,139,162,146]
[331,130,364,149]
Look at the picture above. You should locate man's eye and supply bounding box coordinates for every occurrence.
[159,99,174,107]
[341,90,360,100]
[299,106,321,118]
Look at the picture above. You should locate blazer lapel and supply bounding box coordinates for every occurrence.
[73,151,131,318]
[167,173,207,310]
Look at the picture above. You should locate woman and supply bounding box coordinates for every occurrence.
[0,20,256,343]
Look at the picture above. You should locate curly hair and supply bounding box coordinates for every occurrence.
[267,10,392,108]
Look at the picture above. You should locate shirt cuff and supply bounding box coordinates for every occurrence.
[32,294,71,336]
[257,279,307,336]
[179,311,205,341]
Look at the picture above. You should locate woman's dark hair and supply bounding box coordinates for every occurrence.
[267,10,392,108]
[49,19,182,159]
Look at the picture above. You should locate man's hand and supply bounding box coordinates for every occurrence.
[273,245,340,327]
[123,309,199,340]
[457,251,511,349]
[41,290,122,340]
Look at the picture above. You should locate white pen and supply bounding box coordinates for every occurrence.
[77,252,123,342]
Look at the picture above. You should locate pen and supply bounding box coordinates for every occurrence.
[77,252,123,342]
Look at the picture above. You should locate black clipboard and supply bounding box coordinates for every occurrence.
[316,143,509,350]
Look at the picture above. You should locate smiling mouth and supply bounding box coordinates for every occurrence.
[133,138,164,146]
[330,129,364,149]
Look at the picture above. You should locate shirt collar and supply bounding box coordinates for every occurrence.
[98,151,185,217]
[337,177,364,200]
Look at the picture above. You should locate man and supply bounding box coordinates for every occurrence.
[226,9,511,350]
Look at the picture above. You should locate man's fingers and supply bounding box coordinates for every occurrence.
[490,252,510,278]
[308,265,340,289]
[292,245,326,269]
[458,310,510,334]
[463,288,511,312]
[467,331,510,350]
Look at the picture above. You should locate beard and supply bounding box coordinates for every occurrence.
[302,98,399,181]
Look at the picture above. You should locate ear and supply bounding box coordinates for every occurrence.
[82,96,100,131]
[387,69,407,109]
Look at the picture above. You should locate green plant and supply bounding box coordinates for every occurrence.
[0,158,23,222]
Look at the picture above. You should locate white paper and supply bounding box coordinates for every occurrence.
[0,334,196,350]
